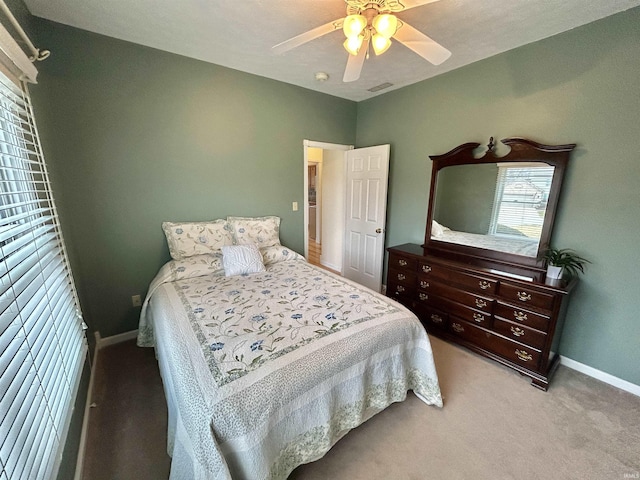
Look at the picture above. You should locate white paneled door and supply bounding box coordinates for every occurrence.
[343,144,390,292]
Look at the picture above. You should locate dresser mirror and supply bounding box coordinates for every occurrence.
[425,138,575,276]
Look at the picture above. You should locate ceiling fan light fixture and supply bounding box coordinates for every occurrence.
[343,14,366,38]
[343,34,364,56]
[371,33,391,55]
[372,13,398,38]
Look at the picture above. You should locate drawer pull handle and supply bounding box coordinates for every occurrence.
[398,259,408,267]
[420,280,429,289]
[396,285,405,293]
[475,299,487,308]
[397,273,406,281]
[515,349,533,362]
[510,326,526,337]
[422,265,432,273]
[431,314,443,324]
[472,312,484,323]
[478,281,491,290]
[419,293,428,301]
[452,323,464,333]
[513,311,528,322]
[517,291,532,302]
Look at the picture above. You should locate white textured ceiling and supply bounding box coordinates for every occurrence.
[23,0,640,102]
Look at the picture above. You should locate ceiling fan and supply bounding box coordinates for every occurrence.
[272,0,451,83]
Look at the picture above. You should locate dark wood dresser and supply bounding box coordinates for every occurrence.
[386,243,576,390]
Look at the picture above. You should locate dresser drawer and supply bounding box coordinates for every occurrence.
[416,305,449,331]
[448,319,493,350]
[494,302,550,332]
[486,336,542,370]
[419,279,494,314]
[420,260,497,294]
[388,253,418,272]
[388,267,416,286]
[498,282,555,311]
[430,296,492,327]
[386,280,415,301]
[448,319,542,369]
[493,317,547,350]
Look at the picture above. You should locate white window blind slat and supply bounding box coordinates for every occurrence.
[0,204,49,226]
[27,426,55,480]
[0,314,19,360]
[3,389,46,479]
[0,380,34,465]
[0,328,29,401]
[0,61,86,480]
[13,398,50,480]
[0,287,15,322]
[0,215,53,246]
[14,286,47,334]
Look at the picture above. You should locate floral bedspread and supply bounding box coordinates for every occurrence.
[437,229,539,257]
[138,247,442,480]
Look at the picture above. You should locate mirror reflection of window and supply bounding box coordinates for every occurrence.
[489,163,554,240]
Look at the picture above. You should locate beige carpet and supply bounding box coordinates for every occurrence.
[82,337,640,480]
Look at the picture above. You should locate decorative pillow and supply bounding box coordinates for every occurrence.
[162,220,234,260]
[432,220,445,237]
[227,216,281,248]
[221,244,266,276]
[260,245,305,265]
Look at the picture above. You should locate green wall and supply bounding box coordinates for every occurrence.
[29,20,357,339]
[356,7,640,385]
[435,163,497,234]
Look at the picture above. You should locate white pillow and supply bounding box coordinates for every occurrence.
[432,220,445,237]
[162,220,234,260]
[227,216,281,248]
[221,244,266,277]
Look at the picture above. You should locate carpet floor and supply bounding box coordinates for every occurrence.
[81,336,640,480]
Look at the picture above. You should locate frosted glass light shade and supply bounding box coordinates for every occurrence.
[344,35,364,55]
[371,34,391,55]
[343,15,367,38]
[372,14,398,38]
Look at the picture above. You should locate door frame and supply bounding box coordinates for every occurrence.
[303,140,353,261]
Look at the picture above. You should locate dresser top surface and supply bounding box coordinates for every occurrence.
[387,243,577,294]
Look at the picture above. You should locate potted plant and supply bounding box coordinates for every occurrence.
[542,247,590,280]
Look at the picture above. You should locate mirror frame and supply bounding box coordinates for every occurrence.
[424,137,575,279]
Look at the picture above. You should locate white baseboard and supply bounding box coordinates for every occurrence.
[96,329,139,348]
[74,329,140,480]
[560,356,640,397]
[320,259,341,273]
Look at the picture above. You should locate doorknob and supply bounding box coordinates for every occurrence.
[376,228,383,234]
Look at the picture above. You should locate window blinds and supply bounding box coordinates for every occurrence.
[489,165,554,239]
[0,70,86,479]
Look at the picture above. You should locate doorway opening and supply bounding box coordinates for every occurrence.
[303,140,352,275]
[304,141,391,292]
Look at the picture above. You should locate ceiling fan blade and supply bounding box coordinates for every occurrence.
[343,36,369,82]
[399,0,441,11]
[272,19,344,55]
[393,21,451,65]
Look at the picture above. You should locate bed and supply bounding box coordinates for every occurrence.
[137,217,442,480]
[434,229,539,257]
[431,221,539,257]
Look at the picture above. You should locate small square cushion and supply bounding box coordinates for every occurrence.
[221,244,266,276]
[162,220,234,260]
[227,216,281,248]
